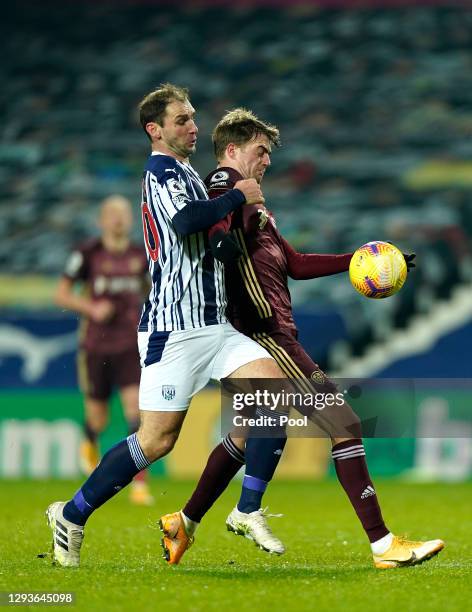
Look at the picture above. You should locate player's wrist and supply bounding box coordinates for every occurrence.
[230,188,247,205]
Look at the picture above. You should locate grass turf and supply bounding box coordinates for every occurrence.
[0,479,470,611]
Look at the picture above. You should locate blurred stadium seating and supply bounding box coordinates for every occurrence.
[1,0,471,482]
[1,1,471,365]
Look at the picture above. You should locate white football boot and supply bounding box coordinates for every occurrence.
[226,507,285,555]
[46,501,84,568]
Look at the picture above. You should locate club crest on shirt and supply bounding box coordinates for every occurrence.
[258,208,269,230]
[162,385,176,400]
[167,178,186,195]
[310,369,325,384]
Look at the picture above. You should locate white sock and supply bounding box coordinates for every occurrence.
[180,511,198,537]
[371,532,394,555]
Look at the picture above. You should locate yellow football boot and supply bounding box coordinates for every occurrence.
[159,511,194,565]
[373,535,444,569]
[129,480,154,506]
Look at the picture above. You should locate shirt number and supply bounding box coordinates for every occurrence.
[141,202,160,262]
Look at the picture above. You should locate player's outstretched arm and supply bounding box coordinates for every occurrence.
[281,237,353,280]
[172,190,244,235]
[172,190,244,236]
[172,179,263,236]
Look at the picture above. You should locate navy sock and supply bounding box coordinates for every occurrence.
[63,433,150,526]
[237,436,287,513]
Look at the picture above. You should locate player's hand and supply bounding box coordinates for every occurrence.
[90,300,115,323]
[209,230,243,264]
[386,242,416,272]
[403,252,416,272]
[234,179,265,206]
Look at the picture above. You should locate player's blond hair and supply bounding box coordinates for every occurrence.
[138,83,190,140]
[212,108,281,161]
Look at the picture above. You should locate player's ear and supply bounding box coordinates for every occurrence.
[146,122,160,141]
[227,142,237,159]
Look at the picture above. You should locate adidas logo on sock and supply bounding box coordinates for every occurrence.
[361,485,376,499]
[273,449,283,455]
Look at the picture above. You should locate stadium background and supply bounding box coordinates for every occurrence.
[1,0,472,486]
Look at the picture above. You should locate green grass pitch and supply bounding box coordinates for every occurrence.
[0,479,470,611]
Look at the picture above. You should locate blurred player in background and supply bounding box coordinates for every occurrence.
[162,109,443,570]
[55,194,153,506]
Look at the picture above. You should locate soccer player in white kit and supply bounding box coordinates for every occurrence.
[45,83,285,568]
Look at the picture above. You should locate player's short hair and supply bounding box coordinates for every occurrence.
[212,108,281,161]
[139,83,190,140]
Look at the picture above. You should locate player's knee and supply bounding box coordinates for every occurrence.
[344,408,362,439]
[87,411,108,432]
[138,430,178,463]
[255,358,285,378]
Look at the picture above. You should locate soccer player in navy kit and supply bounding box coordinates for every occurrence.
[164,109,443,569]
[55,195,153,506]
[45,84,287,568]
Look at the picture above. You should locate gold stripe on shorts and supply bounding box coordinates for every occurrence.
[253,332,313,395]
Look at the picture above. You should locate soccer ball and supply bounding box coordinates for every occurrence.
[349,241,407,299]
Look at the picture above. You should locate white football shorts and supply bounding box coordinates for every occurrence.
[138,323,273,411]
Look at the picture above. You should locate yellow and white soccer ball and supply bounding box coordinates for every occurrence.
[349,241,407,299]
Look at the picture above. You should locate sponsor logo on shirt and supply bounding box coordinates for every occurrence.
[210,171,230,183]
[93,275,142,295]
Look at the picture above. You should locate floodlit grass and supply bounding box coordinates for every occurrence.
[0,479,470,611]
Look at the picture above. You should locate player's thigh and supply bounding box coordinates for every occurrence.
[252,330,320,380]
[260,330,360,439]
[138,328,217,412]
[211,324,284,380]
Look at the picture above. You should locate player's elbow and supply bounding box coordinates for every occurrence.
[287,268,302,280]
[172,214,194,236]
